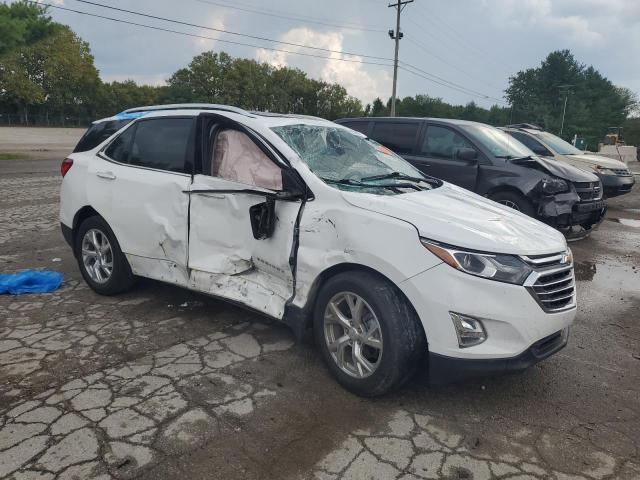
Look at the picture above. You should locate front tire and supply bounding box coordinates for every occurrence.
[313,271,426,397]
[75,216,135,295]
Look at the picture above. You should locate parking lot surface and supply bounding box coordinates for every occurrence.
[1,127,639,479]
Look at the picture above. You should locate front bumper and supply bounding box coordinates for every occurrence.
[428,328,568,384]
[599,174,635,197]
[399,263,576,361]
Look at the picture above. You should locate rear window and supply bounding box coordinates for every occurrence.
[73,119,133,153]
[370,121,419,154]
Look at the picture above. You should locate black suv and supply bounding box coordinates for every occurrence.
[335,117,606,233]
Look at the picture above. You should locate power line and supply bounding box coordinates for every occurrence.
[65,0,391,61]
[411,3,503,70]
[403,34,504,93]
[398,61,506,104]
[399,65,507,105]
[30,2,394,67]
[32,0,508,106]
[193,0,386,33]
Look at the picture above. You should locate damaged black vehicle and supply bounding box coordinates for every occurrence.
[335,117,606,236]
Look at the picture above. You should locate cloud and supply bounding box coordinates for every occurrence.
[256,27,390,104]
[485,0,603,47]
[101,73,169,86]
[193,14,226,52]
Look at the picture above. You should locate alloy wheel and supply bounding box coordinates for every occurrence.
[81,228,113,284]
[498,199,521,211]
[323,292,383,378]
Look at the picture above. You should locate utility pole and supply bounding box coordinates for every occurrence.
[558,84,574,136]
[388,0,413,117]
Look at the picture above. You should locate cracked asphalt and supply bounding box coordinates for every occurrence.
[0,128,639,480]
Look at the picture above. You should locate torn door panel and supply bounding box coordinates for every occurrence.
[190,269,290,319]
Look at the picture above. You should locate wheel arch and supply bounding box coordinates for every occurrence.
[285,262,426,342]
[71,206,107,254]
[485,184,528,199]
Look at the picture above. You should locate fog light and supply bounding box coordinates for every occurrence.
[450,312,487,348]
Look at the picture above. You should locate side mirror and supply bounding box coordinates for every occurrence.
[457,147,478,163]
[249,198,276,240]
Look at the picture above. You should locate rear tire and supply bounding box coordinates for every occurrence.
[490,191,535,217]
[313,271,426,397]
[75,216,135,295]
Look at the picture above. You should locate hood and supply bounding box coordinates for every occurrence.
[530,156,599,182]
[567,153,627,169]
[341,183,567,256]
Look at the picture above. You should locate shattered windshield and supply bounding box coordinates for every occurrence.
[271,124,437,194]
[462,124,533,159]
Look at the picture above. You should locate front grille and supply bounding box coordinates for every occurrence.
[522,253,576,312]
[573,181,602,201]
[611,168,632,176]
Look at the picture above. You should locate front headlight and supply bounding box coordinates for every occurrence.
[541,177,568,194]
[593,166,616,175]
[421,240,533,285]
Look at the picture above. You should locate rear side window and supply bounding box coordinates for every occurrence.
[104,125,135,163]
[370,122,419,154]
[129,118,194,173]
[340,121,369,135]
[421,125,474,160]
[73,119,132,153]
[509,131,551,156]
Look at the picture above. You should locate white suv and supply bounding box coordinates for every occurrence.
[60,105,576,396]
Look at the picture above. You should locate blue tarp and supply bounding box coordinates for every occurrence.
[0,270,63,295]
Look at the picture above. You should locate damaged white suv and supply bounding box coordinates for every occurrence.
[61,105,576,396]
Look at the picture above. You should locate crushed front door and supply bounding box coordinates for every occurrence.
[187,126,302,319]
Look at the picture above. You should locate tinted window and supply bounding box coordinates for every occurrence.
[74,119,132,153]
[340,121,369,135]
[129,118,193,173]
[104,125,135,163]
[370,122,419,154]
[509,131,550,155]
[422,125,474,160]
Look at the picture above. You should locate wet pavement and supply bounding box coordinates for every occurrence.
[0,128,639,479]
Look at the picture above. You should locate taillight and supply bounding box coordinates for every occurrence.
[61,158,73,177]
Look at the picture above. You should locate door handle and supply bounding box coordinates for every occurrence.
[96,171,116,180]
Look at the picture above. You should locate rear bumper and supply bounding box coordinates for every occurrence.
[600,174,635,197]
[428,328,568,384]
[61,222,73,249]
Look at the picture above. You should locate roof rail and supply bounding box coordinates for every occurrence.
[122,104,254,117]
[506,123,543,131]
[249,111,325,121]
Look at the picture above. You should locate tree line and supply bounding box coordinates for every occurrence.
[1,1,637,149]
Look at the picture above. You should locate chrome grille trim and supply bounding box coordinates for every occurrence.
[611,168,632,176]
[522,253,576,313]
[573,181,603,201]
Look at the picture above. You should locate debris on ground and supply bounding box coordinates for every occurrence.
[0,269,63,294]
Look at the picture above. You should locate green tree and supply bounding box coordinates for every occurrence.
[506,50,637,146]
[0,26,100,123]
[0,1,57,56]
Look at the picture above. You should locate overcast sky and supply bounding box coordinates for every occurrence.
[22,0,640,108]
